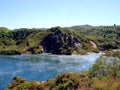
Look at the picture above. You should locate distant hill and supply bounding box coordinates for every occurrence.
[65,25,93,30]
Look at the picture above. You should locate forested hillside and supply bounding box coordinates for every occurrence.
[0,25,120,55]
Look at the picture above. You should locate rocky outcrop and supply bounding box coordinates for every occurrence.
[41,27,86,55]
[90,41,97,49]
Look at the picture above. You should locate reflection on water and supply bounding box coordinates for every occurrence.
[0,53,102,90]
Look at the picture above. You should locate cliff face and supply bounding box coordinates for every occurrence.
[42,31,79,55]
[41,27,89,55]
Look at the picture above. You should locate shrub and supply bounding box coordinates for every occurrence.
[89,56,120,78]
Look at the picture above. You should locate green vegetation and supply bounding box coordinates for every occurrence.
[105,50,120,58]
[6,56,120,90]
[0,27,49,55]
[1,25,120,55]
[89,56,120,78]
[3,25,120,89]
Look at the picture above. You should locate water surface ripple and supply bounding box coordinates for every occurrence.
[0,53,102,90]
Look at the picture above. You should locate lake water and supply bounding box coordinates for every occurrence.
[0,53,102,90]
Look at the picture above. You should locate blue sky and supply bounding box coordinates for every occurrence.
[0,0,119,29]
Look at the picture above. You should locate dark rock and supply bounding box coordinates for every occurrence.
[41,28,86,55]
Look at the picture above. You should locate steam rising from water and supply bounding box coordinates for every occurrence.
[0,53,102,90]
